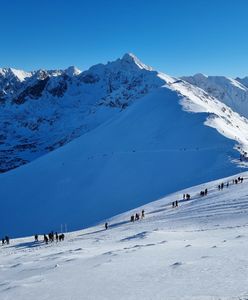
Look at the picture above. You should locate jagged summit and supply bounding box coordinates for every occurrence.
[120,53,153,71]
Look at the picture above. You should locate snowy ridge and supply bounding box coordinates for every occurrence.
[1,172,248,299]
[182,73,248,118]
[0,67,32,82]
[163,75,248,153]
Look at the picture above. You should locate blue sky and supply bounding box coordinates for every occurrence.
[1,0,248,77]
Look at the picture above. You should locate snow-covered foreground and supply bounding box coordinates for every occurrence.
[1,172,248,300]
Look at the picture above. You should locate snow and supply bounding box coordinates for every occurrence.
[182,74,248,118]
[1,172,248,299]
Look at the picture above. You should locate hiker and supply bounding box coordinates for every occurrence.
[221,183,224,190]
[204,188,208,196]
[5,236,9,245]
[59,233,65,241]
[235,179,238,184]
[135,213,140,221]
[1,238,5,245]
[55,232,59,242]
[186,194,190,200]
[130,215,134,222]
[218,184,221,190]
[241,177,244,183]
[105,222,108,230]
[175,200,178,207]
[183,194,185,200]
[44,234,48,244]
[34,234,38,242]
[226,182,229,188]
[172,202,175,208]
[49,231,54,242]
[200,191,204,197]
[141,210,145,218]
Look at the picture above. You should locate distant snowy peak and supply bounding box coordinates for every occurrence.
[182,74,248,118]
[0,67,32,82]
[65,66,81,77]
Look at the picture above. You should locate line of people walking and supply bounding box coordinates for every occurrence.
[130,209,145,222]
[34,232,65,244]
[172,176,246,210]
[218,176,244,191]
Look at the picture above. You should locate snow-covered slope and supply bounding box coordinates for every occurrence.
[182,73,248,118]
[1,172,248,300]
[1,53,248,237]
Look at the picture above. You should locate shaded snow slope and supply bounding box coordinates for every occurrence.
[0,85,245,237]
[182,73,248,118]
[1,172,248,300]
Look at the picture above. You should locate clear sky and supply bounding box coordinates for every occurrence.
[1,0,248,77]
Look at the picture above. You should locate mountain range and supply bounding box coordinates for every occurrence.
[1,53,248,237]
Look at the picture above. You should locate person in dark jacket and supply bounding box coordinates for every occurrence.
[5,236,9,245]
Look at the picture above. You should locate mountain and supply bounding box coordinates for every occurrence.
[1,171,248,299]
[0,54,163,172]
[1,54,248,237]
[182,73,248,118]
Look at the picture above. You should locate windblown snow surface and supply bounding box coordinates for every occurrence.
[1,55,248,237]
[1,173,248,300]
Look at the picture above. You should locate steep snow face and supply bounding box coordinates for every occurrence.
[182,74,248,118]
[0,54,163,172]
[1,172,248,300]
